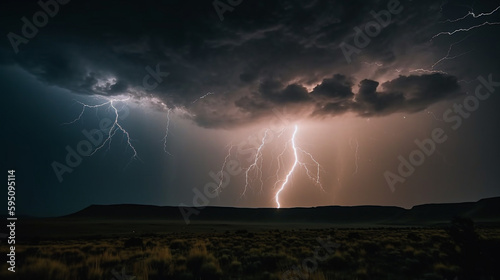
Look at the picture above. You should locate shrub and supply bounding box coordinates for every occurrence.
[123,237,143,248]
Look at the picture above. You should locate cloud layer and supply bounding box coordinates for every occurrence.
[0,0,474,128]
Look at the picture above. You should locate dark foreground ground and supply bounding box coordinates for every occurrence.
[1,218,500,280]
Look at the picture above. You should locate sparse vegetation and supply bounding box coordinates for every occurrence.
[2,225,500,279]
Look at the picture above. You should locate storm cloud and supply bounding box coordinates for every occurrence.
[0,0,483,128]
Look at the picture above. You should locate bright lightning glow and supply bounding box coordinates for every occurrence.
[214,124,323,207]
[275,125,299,209]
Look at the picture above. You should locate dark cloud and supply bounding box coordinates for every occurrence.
[311,74,354,100]
[259,80,311,104]
[354,78,405,115]
[236,72,461,119]
[0,0,488,128]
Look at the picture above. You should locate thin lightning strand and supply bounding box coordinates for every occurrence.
[431,35,472,69]
[62,99,112,125]
[405,36,470,73]
[275,125,299,209]
[162,108,172,156]
[276,126,287,138]
[271,140,289,190]
[432,21,500,39]
[375,5,498,76]
[409,68,448,74]
[404,31,472,75]
[215,144,235,195]
[422,5,500,74]
[350,137,359,175]
[192,92,215,104]
[296,147,324,190]
[440,5,500,23]
[242,129,270,196]
[266,126,287,188]
[433,5,500,39]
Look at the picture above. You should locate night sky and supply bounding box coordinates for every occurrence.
[1,0,499,217]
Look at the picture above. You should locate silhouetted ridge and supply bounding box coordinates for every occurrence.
[66,197,500,225]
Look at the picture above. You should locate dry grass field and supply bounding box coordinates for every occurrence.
[2,218,500,279]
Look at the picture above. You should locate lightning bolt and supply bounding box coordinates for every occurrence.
[274,125,324,209]
[91,99,139,164]
[275,125,299,209]
[64,96,140,165]
[162,108,172,156]
[214,125,323,207]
